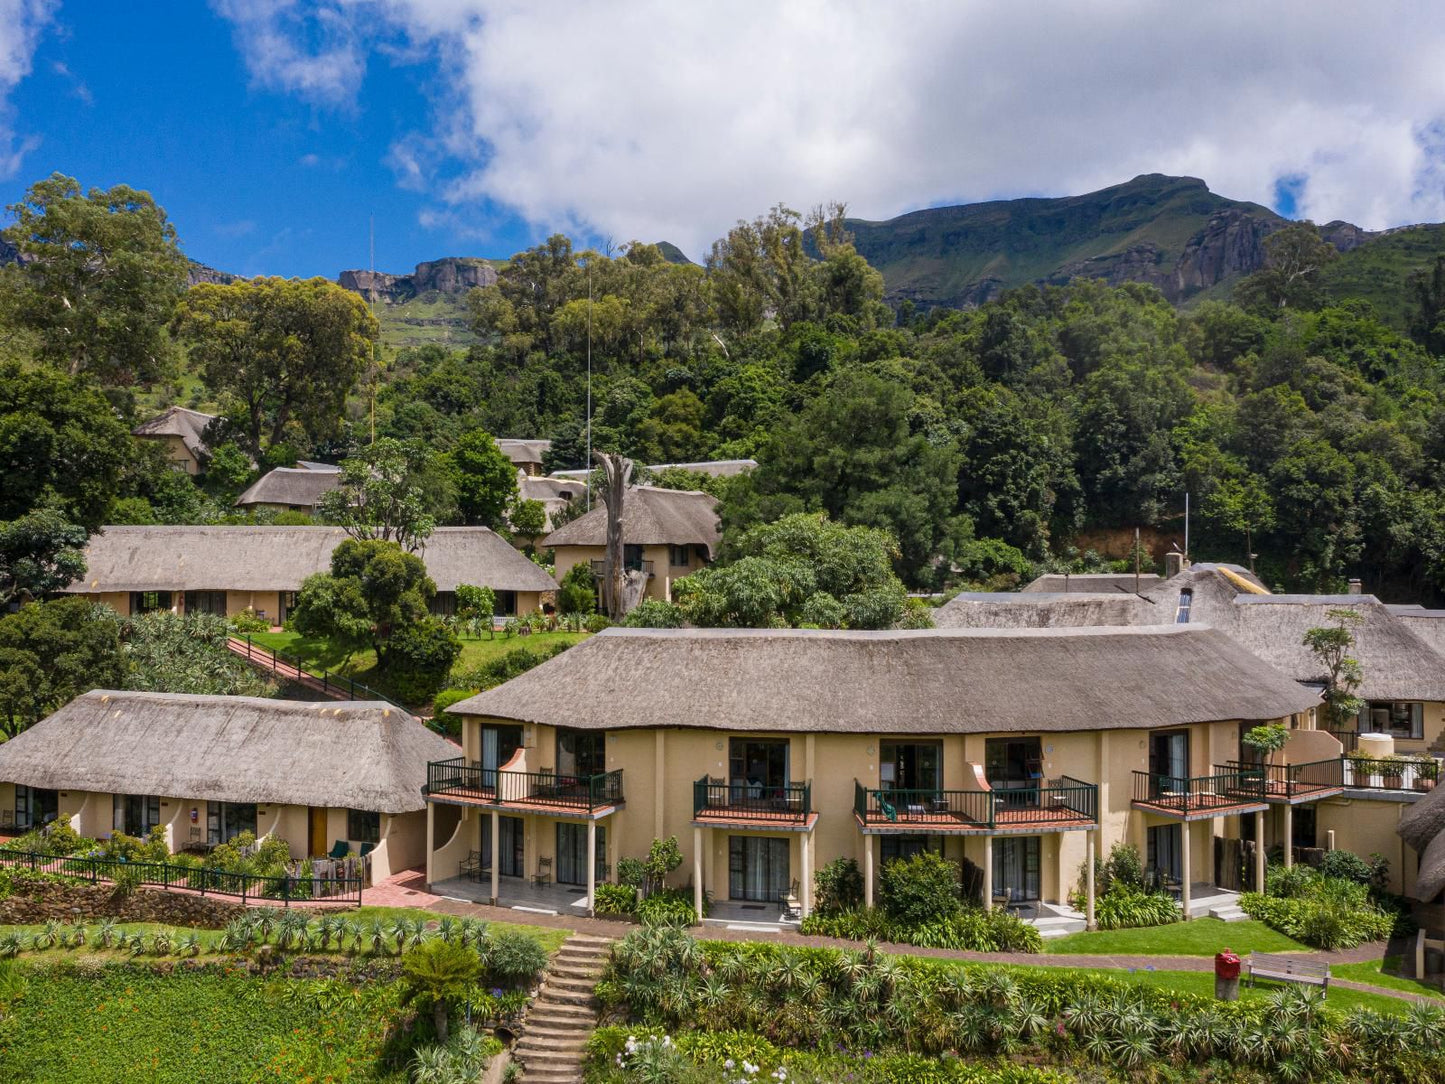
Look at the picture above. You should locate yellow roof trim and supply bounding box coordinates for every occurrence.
[1217,567,1269,595]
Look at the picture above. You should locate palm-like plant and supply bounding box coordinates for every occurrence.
[0,933,23,958]
[365,919,389,956]
[251,907,280,941]
[31,921,61,951]
[151,928,175,956]
[276,910,309,950]
[96,919,118,949]
[399,938,482,1043]
[181,932,201,957]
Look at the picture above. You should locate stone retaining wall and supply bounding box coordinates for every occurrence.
[0,881,246,926]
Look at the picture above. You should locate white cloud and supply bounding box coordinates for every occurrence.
[210,0,366,107]
[219,1,1445,255]
[0,0,54,179]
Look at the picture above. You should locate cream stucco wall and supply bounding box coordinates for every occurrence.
[552,543,707,607]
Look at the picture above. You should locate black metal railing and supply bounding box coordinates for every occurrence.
[853,777,1097,829]
[424,758,624,812]
[1342,755,1439,790]
[1131,767,1266,815]
[590,559,655,578]
[1323,729,1360,754]
[1220,757,1345,800]
[236,636,405,710]
[0,848,363,906]
[693,777,812,822]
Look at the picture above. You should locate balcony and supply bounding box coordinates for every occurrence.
[1130,768,1267,819]
[424,757,624,816]
[1341,754,1439,794]
[1219,758,1345,803]
[853,777,1097,834]
[590,559,654,578]
[692,777,814,828]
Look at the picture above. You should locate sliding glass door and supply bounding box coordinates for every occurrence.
[992,836,1041,902]
[728,836,790,902]
[556,822,606,885]
[481,815,524,878]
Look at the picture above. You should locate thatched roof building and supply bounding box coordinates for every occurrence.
[65,525,557,595]
[542,486,720,556]
[0,691,456,813]
[234,466,341,510]
[551,459,757,483]
[496,439,551,471]
[132,406,214,461]
[450,625,1320,734]
[1022,572,1163,593]
[1400,788,1445,899]
[934,591,1154,629]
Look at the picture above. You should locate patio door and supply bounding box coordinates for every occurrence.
[308,807,327,856]
[556,822,606,885]
[481,726,522,788]
[1148,824,1182,885]
[986,737,1043,809]
[15,786,58,829]
[728,836,789,902]
[557,729,605,781]
[992,836,1041,902]
[113,794,161,838]
[880,742,940,792]
[481,816,524,877]
[1150,731,1189,782]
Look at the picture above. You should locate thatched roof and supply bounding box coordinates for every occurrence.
[934,592,1155,629]
[542,486,720,556]
[0,691,456,813]
[235,466,341,509]
[451,625,1320,734]
[65,526,557,594]
[520,476,587,504]
[551,459,757,482]
[1400,787,1445,899]
[1225,595,1445,701]
[1022,572,1163,593]
[497,439,551,467]
[132,406,214,459]
[1388,606,1445,660]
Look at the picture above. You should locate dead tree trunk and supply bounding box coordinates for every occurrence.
[596,452,633,617]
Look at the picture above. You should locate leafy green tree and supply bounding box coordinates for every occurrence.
[509,499,548,550]
[1304,608,1366,732]
[399,939,482,1043]
[289,538,435,664]
[0,599,124,738]
[557,561,597,629]
[621,599,685,628]
[0,361,133,528]
[200,442,257,505]
[0,173,187,385]
[1234,222,1338,312]
[454,583,496,637]
[385,617,462,705]
[174,277,378,459]
[446,429,517,528]
[318,438,443,551]
[121,612,275,697]
[0,510,87,605]
[1242,723,1288,768]
[1410,254,1445,357]
[1201,469,1275,569]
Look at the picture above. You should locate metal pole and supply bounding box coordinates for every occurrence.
[585,259,592,510]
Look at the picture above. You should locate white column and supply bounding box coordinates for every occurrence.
[1085,830,1096,931]
[863,834,874,909]
[982,838,994,911]
[800,832,812,918]
[1254,810,1267,893]
[586,819,597,915]
[425,802,435,887]
[489,810,500,905]
[1181,822,1192,920]
[693,826,704,920]
[1283,803,1294,868]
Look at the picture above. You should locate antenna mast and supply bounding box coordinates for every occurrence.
[369,214,375,274]
[585,258,593,510]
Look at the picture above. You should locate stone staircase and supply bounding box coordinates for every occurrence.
[513,933,613,1084]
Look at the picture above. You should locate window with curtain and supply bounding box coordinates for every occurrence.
[557,729,605,779]
[880,742,941,791]
[992,836,1041,902]
[556,822,606,885]
[1147,824,1182,883]
[206,802,257,844]
[728,836,789,902]
[112,794,161,837]
[1361,702,1424,740]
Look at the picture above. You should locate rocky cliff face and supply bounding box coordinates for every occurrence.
[338,257,498,303]
[186,259,236,287]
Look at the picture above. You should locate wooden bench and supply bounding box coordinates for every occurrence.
[1247,952,1330,992]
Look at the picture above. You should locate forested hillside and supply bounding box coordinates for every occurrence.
[5,177,1445,607]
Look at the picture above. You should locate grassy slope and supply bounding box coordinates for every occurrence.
[372,291,478,351]
[1317,223,1445,331]
[1045,918,1308,956]
[1332,956,1445,1001]
[848,174,1284,306]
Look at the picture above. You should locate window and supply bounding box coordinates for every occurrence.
[347,809,380,845]
[557,729,606,779]
[984,737,1042,789]
[113,794,161,837]
[130,590,172,615]
[1175,588,1193,624]
[14,786,58,830]
[493,590,517,616]
[184,591,227,617]
[206,801,257,844]
[1147,824,1181,883]
[880,835,942,864]
[1149,730,1190,781]
[480,725,523,787]
[430,592,457,618]
[1361,701,1424,740]
[880,742,941,792]
[482,816,524,876]
[669,545,691,568]
[729,738,789,790]
[623,544,645,572]
[728,836,789,901]
[556,823,607,885]
[993,836,1041,902]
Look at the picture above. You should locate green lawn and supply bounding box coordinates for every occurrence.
[1046,918,1310,956]
[243,629,588,706]
[1333,956,1445,1001]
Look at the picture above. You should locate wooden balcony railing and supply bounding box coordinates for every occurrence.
[1219,758,1344,801]
[693,777,811,823]
[425,757,624,813]
[853,777,1097,831]
[1130,768,1265,816]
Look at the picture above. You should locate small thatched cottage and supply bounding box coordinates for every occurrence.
[496,439,552,476]
[64,525,558,623]
[424,624,1326,920]
[132,406,216,475]
[0,691,457,880]
[543,486,720,608]
[234,464,342,514]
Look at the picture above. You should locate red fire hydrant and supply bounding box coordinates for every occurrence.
[1215,949,1241,1001]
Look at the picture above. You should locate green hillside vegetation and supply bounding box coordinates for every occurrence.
[843,174,1285,307]
[372,290,479,350]
[1318,223,1445,330]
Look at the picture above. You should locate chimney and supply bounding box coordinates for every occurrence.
[1164,552,1186,578]
[1348,578,1362,595]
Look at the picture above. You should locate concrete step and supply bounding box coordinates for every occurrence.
[1209,906,1249,922]
[1039,927,1075,939]
[564,934,615,947]
[521,1022,593,1040]
[516,1040,587,1056]
[527,1001,596,1020]
[555,945,611,959]
[551,956,607,971]
[545,973,601,991]
[538,987,598,1006]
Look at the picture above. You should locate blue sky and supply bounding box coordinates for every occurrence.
[2,2,1444,280]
